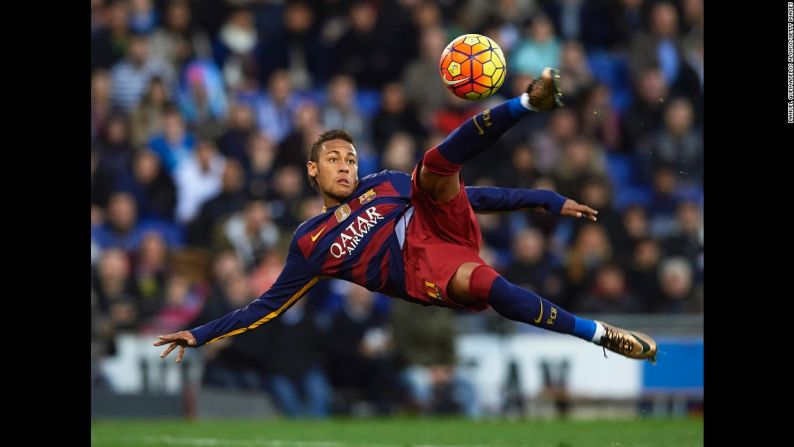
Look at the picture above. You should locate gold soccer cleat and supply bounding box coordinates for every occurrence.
[527,67,564,111]
[596,321,658,363]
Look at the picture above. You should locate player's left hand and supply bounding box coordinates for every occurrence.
[153,330,197,363]
[560,199,598,221]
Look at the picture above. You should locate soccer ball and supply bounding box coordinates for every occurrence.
[438,34,506,100]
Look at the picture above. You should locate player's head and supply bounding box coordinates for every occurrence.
[307,129,359,203]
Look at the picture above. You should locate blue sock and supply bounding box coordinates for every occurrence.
[435,96,530,165]
[488,276,597,342]
[573,317,597,341]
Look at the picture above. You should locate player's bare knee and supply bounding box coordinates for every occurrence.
[448,262,482,304]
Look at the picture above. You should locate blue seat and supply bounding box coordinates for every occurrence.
[605,152,633,189]
[586,51,633,115]
[355,89,382,119]
[614,186,653,211]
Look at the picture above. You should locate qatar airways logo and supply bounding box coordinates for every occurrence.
[329,206,385,259]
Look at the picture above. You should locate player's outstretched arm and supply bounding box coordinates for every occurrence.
[153,239,317,362]
[466,186,597,221]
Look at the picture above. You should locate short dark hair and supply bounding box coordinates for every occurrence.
[307,129,354,189]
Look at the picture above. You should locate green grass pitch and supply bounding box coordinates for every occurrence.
[91,417,703,447]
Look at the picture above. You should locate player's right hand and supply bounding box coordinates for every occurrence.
[153,330,197,363]
[560,199,598,222]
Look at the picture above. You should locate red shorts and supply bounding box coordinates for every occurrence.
[402,161,489,312]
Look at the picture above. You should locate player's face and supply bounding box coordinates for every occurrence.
[309,140,358,203]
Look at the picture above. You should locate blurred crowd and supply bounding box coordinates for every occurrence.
[91,0,703,416]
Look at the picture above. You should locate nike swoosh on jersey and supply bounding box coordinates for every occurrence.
[442,76,470,86]
[311,225,327,242]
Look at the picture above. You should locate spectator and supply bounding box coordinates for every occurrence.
[92,192,144,252]
[646,97,703,187]
[267,166,309,229]
[663,201,703,279]
[402,26,452,124]
[322,75,370,149]
[264,298,331,418]
[148,104,196,174]
[130,76,171,147]
[625,237,664,312]
[557,40,595,107]
[258,0,328,89]
[503,228,567,307]
[531,108,580,175]
[92,248,139,331]
[542,0,619,50]
[188,159,248,248]
[149,0,212,72]
[380,132,418,172]
[177,61,228,140]
[657,256,700,313]
[139,273,203,334]
[623,67,668,154]
[372,82,426,152]
[333,1,395,89]
[215,6,260,90]
[111,32,176,113]
[565,223,613,303]
[128,0,157,35]
[174,139,226,224]
[629,1,701,102]
[513,15,561,78]
[327,284,401,414]
[578,83,622,151]
[391,300,478,417]
[195,271,270,391]
[609,204,650,261]
[93,114,135,208]
[256,70,301,145]
[647,167,682,238]
[217,102,257,165]
[502,143,542,188]
[552,138,608,199]
[220,200,281,271]
[92,70,115,141]
[245,133,278,200]
[576,263,640,313]
[118,149,177,222]
[132,231,170,320]
[278,101,324,169]
[92,0,131,71]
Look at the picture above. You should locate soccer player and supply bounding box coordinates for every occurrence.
[155,68,657,365]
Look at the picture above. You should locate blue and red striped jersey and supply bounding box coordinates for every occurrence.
[188,96,571,346]
[191,170,414,345]
[294,169,414,301]
[189,168,566,346]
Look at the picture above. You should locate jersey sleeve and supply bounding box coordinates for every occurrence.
[189,238,319,346]
[465,186,567,215]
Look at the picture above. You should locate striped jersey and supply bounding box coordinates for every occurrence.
[190,169,566,346]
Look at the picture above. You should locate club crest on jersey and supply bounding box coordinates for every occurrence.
[358,188,377,205]
[425,281,442,299]
[335,204,352,222]
[330,206,385,259]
